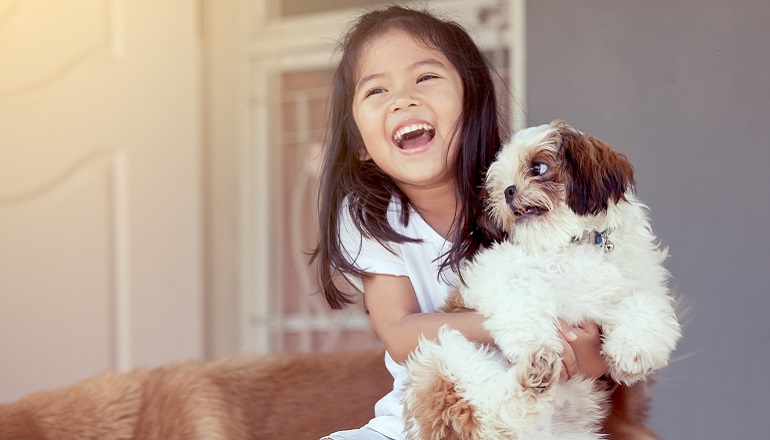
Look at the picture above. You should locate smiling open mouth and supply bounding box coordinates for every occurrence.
[513,206,549,218]
[393,123,436,150]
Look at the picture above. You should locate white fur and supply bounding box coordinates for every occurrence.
[403,123,681,439]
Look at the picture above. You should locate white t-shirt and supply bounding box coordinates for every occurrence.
[340,198,455,439]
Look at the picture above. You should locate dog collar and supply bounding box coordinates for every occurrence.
[572,229,615,253]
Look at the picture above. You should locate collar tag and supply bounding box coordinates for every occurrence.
[574,229,615,253]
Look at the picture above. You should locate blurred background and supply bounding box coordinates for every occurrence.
[1,0,767,438]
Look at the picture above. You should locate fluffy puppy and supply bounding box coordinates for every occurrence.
[0,348,392,440]
[403,121,681,440]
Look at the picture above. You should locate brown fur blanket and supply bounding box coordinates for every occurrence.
[0,348,657,439]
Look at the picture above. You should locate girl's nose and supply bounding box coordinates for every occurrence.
[390,92,420,112]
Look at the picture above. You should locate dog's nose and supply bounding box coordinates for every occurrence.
[504,185,516,203]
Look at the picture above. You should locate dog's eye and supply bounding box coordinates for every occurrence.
[532,162,549,176]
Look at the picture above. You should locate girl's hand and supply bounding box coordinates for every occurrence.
[558,320,608,381]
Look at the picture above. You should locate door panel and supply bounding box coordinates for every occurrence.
[0,0,202,403]
[0,153,121,400]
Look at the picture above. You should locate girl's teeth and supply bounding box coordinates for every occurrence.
[394,123,434,143]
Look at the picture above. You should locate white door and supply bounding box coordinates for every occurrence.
[0,0,202,402]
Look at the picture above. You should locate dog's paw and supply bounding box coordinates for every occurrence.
[517,346,559,397]
[603,338,666,385]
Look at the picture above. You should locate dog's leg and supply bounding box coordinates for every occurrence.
[578,286,679,385]
[406,327,557,440]
[458,245,563,399]
[592,213,682,385]
[404,328,486,440]
[464,279,562,397]
[600,288,681,385]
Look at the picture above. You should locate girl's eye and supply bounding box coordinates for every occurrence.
[364,88,386,98]
[418,74,438,82]
[532,162,549,176]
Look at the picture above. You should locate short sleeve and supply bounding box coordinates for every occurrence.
[339,206,408,291]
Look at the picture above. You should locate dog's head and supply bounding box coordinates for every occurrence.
[482,121,635,250]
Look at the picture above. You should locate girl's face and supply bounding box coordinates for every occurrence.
[352,29,464,195]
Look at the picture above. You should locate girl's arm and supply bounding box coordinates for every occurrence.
[363,273,494,364]
[364,273,608,380]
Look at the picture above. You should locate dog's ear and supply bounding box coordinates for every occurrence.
[559,127,635,216]
[477,209,508,245]
[476,188,508,245]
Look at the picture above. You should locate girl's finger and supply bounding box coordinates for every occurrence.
[560,334,579,379]
[577,320,601,335]
[558,319,577,342]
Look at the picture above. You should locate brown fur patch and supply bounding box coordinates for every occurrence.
[601,380,660,439]
[439,289,475,313]
[557,124,635,216]
[409,373,481,440]
[0,348,392,440]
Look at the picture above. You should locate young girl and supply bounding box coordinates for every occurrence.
[314,6,607,440]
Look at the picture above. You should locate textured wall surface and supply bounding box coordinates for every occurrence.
[526,1,770,438]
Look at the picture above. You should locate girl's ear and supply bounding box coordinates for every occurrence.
[559,127,635,216]
[348,125,371,161]
[353,137,371,161]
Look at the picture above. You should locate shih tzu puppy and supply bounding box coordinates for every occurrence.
[403,121,681,440]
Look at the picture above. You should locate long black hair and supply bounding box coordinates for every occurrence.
[312,5,506,309]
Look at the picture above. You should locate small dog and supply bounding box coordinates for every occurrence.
[0,348,392,440]
[403,121,682,440]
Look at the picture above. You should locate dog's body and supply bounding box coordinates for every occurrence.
[403,122,681,440]
[0,348,393,440]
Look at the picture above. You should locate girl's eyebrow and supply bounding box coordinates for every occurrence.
[410,58,448,70]
[356,58,448,91]
[357,72,384,90]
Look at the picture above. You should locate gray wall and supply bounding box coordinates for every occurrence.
[526,1,770,438]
